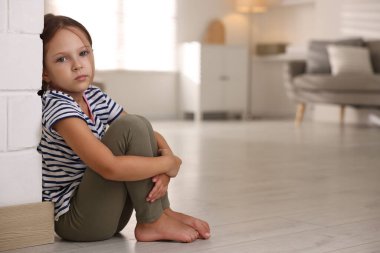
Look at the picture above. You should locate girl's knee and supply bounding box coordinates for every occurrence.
[107,114,152,139]
[134,114,150,125]
[103,114,154,156]
[111,114,145,131]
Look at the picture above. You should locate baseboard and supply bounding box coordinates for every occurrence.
[0,202,54,251]
[312,104,380,126]
[184,111,244,120]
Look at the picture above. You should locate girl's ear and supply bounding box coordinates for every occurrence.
[42,69,51,83]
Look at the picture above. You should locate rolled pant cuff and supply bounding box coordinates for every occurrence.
[136,210,163,223]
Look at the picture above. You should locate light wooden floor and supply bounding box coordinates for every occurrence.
[5,120,380,253]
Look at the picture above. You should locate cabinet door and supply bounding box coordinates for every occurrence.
[222,46,248,112]
[200,46,224,112]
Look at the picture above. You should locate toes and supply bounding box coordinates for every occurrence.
[194,220,210,239]
[192,230,199,241]
[184,230,198,243]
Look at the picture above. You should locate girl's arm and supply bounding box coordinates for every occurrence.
[54,117,181,181]
[146,131,174,202]
[155,131,172,153]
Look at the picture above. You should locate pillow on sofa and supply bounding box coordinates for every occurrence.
[327,45,373,75]
[366,40,380,73]
[306,38,364,74]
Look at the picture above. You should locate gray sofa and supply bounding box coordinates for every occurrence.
[284,38,380,125]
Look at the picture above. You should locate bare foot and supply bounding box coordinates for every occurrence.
[164,208,211,239]
[135,213,199,243]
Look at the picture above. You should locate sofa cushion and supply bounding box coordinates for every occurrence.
[327,45,373,75]
[366,40,380,73]
[306,38,364,74]
[293,74,380,92]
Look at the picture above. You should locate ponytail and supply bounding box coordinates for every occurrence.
[38,81,48,97]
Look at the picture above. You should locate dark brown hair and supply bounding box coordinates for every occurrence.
[38,14,93,97]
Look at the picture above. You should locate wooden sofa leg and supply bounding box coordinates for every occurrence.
[340,105,346,125]
[295,103,306,127]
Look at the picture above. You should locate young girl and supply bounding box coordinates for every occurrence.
[37,14,210,243]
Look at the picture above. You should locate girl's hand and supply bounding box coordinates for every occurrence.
[146,174,170,202]
[160,149,182,177]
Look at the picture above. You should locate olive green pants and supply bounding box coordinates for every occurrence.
[55,114,170,241]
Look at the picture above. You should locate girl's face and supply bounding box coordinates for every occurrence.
[43,27,95,97]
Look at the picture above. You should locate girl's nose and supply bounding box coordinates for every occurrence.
[72,63,83,71]
[72,59,83,71]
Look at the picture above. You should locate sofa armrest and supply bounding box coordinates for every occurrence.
[283,60,307,94]
[284,60,307,79]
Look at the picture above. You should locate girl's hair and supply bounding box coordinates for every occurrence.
[38,14,93,97]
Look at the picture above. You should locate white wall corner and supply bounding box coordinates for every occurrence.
[9,0,44,34]
[0,150,42,207]
[0,0,7,33]
[0,96,6,152]
[0,34,42,90]
[8,95,41,151]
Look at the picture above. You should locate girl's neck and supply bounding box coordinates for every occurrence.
[70,93,84,105]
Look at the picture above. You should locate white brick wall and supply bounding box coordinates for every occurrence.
[9,0,44,34]
[0,35,42,90]
[0,0,43,208]
[0,0,6,33]
[0,150,42,206]
[0,96,6,152]
[8,94,42,150]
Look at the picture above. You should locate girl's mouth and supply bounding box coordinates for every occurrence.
[75,75,87,81]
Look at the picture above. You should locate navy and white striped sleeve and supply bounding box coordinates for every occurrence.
[43,98,85,133]
[97,89,123,124]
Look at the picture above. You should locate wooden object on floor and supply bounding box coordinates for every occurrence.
[0,202,54,251]
[202,19,225,45]
[295,102,306,127]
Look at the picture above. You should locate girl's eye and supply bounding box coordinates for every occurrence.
[80,50,89,57]
[56,56,67,63]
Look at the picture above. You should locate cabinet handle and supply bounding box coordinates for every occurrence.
[220,75,229,81]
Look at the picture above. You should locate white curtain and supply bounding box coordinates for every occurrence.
[45,0,177,71]
[341,0,380,39]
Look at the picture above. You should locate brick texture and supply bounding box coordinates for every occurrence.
[0,0,43,207]
[8,94,41,151]
[0,34,42,90]
[0,0,6,33]
[0,150,42,207]
[0,96,6,152]
[9,0,43,34]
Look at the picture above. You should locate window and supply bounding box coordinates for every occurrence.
[45,0,177,71]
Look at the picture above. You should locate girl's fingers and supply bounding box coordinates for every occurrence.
[147,175,169,202]
[152,175,159,182]
[147,180,162,201]
[148,185,166,202]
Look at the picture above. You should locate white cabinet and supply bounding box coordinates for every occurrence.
[179,42,248,120]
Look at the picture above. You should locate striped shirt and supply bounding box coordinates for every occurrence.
[37,86,123,221]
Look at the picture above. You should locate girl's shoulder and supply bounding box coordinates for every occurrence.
[43,89,76,104]
[41,90,82,117]
[41,90,80,114]
[85,85,104,96]
[41,91,85,130]
[84,85,114,105]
